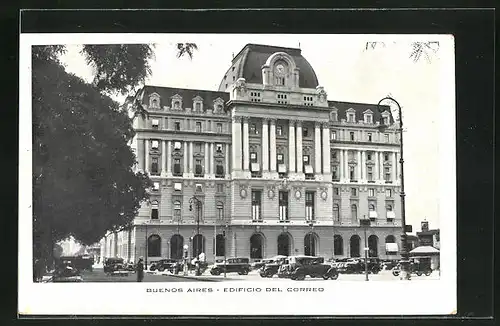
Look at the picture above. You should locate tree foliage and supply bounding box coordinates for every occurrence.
[364,41,440,63]
[33,46,152,247]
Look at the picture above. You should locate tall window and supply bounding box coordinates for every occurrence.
[350,132,355,141]
[195,122,202,133]
[302,128,309,137]
[279,191,289,221]
[173,201,181,219]
[250,124,258,134]
[251,190,262,221]
[173,158,182,176]
[152,119,159,129]
[334,235,343,255]
[365,114,373,124]
[151,157,159,174]
[250,234,264,259]
[384,167,391,182]
[215,143,223,153]
[151,200,159,219]
[151,140,159,150]
[332,165,338,180]
[276,77,285,86]
[367,166,373,182]
[215,160,224,178]
[367,152,372,161]
[349,166,356,181]
[277,154,284,164]
[174,121,181,131]
[333,204,340,221]
[384,152,390,161]
[348,113,355,123]
[216,123,223,133]
[305,191,315,221]
[195,159,203,177]
[369,204,376,221]
[386,189,392,197]
[216,202,224,220]
[367,133,372,142]
[333,187,340,196]
[368,188,375,197]
[216,184,224,193]
[276,126,283,136]
[331,130,337,140]
[147,235,161,257]
[351,204,358,221]
[351,188,357,197]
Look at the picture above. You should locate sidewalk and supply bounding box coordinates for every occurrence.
[150,270,240,282]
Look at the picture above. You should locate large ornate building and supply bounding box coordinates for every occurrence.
[101,44,402,265]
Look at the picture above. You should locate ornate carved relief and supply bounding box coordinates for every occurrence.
[234,78,247,96]
[316,86,327,103]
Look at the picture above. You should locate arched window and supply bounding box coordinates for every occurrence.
[170,234,184,260]
[350,235,361,258]
[368,235,379,257]
[192,234,205,258]
[250,233,264,259]
[304,233,318,256]
[369,204,375,211]
[277,233,291,256]
[334,235,343,256]
[215,234,225,256]
[174,101,180,109]
[351,204,358,220]
[333,204,340,221]
[147,235,161,257]
[173,201,181,220]
[216,202,224,221]
[151,201,159,220]
[385,235,396,243]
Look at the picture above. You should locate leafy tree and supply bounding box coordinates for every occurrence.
[365,41,440,63]
[32,43,197,275]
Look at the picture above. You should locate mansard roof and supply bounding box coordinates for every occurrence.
[328,100,394,124]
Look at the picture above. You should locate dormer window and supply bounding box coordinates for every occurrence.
[274,61,288,86]
[149,93,160,109]
[330,111,338,122]
[171,94,183,110]
[174,101,180,109]
[347,113,356,123]
[365,114,373,124]
[195,102,201,111]
[193,96,203,112]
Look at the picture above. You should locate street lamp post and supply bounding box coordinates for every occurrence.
[377,96,410,280]
[308,222,314,256]
[224,222,228,278]
[360,217,371,281]
[144,222,148,269]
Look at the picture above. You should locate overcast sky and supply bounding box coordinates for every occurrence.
[58,34,455,231]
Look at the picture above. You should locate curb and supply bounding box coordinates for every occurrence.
[165,274,222,282]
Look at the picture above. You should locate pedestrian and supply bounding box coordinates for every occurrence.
[136,257,144,282]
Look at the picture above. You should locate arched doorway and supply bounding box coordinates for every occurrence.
[334,235,343,256]
[350,235,361,257]
[368,235,379,257]
[170,234,183,260]
[215,234,225,256]
[192,234,205,258]
[277,233,291,256]
[304,233,318,256]
[250,233,264,259]
[147,235,161,257]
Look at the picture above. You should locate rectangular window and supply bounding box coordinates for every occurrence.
[279,191,289,221]
[384,153,390,161]
[215,160,224,177]
[367,152,372,161]
[173,159,182,176]
[250,124,258,135]
[251,190,262,221]
[302,128,309,137]
[348,113,355,123]
[385,134,390,142]
[332,151,337,160]
[152,119,159,129]
[174,182,182,191]
[384,167,391,182]
[383,117,389,125]
[194,142,202,153]
[151,207,159,220]
[250,152,257,163]
[386,189,392,197]
[349,166,356,181]
[332,165,338,180]
[303,155,310,164]
[276,126,283,136]
[366,115,373,124]
[368,133,372,142]
[351,188,357,197]
[334,187,340,196]
[216,184,224,193]
[368,188,375,197]
[350,132,355,141]
[153,182,160,191]
[195,183,203,192]
[174,141,182,150]
[151,157,159,174]
[305,191,315,221]
[331,112,338,121]
[331,130,337,140]
[174,121,181,131]
[216,143,223,153]
[216,123,223,133]
[151,140,159,149]
[277,154,284,164]
[195,122,202,133]
[367,166,373,182]
[195,159,203,177]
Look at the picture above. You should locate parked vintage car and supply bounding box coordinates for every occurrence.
[53,262,83,282]
[332,258,381,274]
[286,256,339,281]
[392,258,432,277]
[57,255,93,272]
[251,259,271,271]
[149,259,178,272]
[209,257,251,275]
[103,257,130,276]
[259,255,288,278]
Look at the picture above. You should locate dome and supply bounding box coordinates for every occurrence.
[218,44,319,91]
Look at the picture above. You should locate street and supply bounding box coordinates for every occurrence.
[77,265,440,282]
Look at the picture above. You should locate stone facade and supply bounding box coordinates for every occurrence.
[101,44,403,264]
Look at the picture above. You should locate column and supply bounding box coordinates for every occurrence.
[270,119,277,172]
[357,151,362,181]
[262,118,269,172]
[392,151,398,182]
[225,143,230,177]
[204,143,209,176]
[374,150,379,182]
[166,140,172,174]
[378,152,383,181]
[145,139,150,173]
[243,118,250,171]
[161,140,167,176]
[189,142,194,174]
[296,121,303,173]
[183,142,188,176]
[288,121,296,173]
[322,123,331,174]
[210,143,215,175]
[231,117,242,171]
[339,149,344,181]
[361,151,366,181]
[344,149,349,181]
[314,123,322,174]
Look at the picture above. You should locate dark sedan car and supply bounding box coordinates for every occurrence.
[149,259,178,272]
[210,257,250,275]
[287,256,339,281]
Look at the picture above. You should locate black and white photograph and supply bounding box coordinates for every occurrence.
[20,33,456,315]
